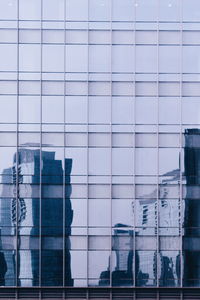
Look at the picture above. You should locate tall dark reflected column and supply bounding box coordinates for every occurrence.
[184,129,200,286]
[40,152,73,286]
[0,148,73,287]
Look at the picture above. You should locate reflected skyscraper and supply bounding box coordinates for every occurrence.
[99,224,134,286]
[0,148,73,286]
[184,129,200,286]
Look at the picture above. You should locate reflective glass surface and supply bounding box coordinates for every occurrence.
[0,0,199,289]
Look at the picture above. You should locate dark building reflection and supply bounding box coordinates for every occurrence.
[0,148,73,286]
[99,224,135,286]
[135,169,181,287]
[183,128,200,286]
[99,171,181,286]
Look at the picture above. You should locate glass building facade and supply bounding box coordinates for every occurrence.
[1,0,200,298]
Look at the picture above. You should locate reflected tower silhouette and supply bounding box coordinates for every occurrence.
[184,129,200,286]
[0,148,73,286]
[99,224,135,286]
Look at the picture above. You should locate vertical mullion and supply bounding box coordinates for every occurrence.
[39,0,42,288]
[156,0,159,288]
[86,0,89,288]
[110,0,112,290]
[16,0,19,288]
[133,0,136,290]
[63,0,66,288]
[180,0,183,289]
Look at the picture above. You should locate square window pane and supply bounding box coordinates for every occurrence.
[182,98,200,125]
[19,0,41,20]
[0,147,16,174]
[0,96,17,123]
[159,148,180,176]
[112,46,134,73]
[43,45,64,72]
[89,0,111,21]
[65,97,87,124]
[112,148,134,176]
[136,0,157,21]
[66,0,88,21]
[183,46,200,73]
[159,98,180,124]
[89,97,111,124]
[159,46,180,73]
[136,98,158,124]
[159,0,180,21]
[66,45,88,72]
[183,0,200,21]
[135,148,158,176]
[65,148,87,175]
[43,0,64,20]
[19,45,41,72]
[19,96,40,123]
[42,97,64,123]
[0,45,17,71]
[89,199,111,227]
[0,0,17,19]
[112,98,134,124]
[136,46,157,73]
[89,46,111,73]
[89,148,111,175]
[112,0,135,21]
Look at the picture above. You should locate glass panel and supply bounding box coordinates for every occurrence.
[18,250,39,286]
[65,97,87,124]
[0,0,17,19]
[89,97,111,124]
[159,46,180,73]
[136,46,157,73]
[136,251,157,286]
[159,0,180,21]
[136,98,158,124]
[159,251,180,287]
[89,45,111,73]
[66,0,88,21]
[135,149,158,175]
[112,148,134,176]
[89,148,111,175]
[112,98,134,124]
[112,0,135,21]
[135,0,157,21]
[19,97,40,124]
[183,0,200,21]
[112,46,134,73]
[0,45,17,71]
[112,199,134,227]
[65,45,88,72]
[89,251,110,286]
[111,249,133,286]
[19,0,41,20]
[89,0,111,21]
[43,0,64,20]
[42,45,64,72]
[19,45,41,72]
[41,250,63,286]
[42,97,64,124]
[89,199,111,227]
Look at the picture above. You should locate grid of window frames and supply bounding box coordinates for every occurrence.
[0,0,200,288]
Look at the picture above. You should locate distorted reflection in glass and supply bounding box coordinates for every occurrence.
[183,129,200,286]
[0,148,73,286]
[159,251,180,287]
